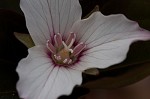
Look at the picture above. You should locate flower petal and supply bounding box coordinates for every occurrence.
[16,46,82,99]
[70,12,150,70]
[20,0,82,45]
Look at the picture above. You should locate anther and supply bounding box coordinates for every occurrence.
[69,49,73,53]
[68,39,75,49]
[68,59,72,64]
[47,40,56,54]
[54,33,63,47]
[63,59,68,63]
[66,32,76,45]
[72,42,86,56]
[54,55,57,59]
[57,56,61,60]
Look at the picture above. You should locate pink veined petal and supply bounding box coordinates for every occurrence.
[70,12,150,71]
[16,46,82,99]
[71,38,149,71]
[70,12,150,46]
[20,0,82,45]
[37,67,82,99]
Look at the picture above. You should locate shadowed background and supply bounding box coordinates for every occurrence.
[0,0,150,99]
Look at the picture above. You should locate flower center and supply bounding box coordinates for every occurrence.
[46,33,86,66]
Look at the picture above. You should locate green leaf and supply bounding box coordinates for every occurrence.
[14,32,35,48]
[84,68,100,75]
[83,5,99,19]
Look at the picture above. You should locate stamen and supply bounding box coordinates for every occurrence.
[72,42,86,56]
[47,32,85,66]
[54,33,63,47]
[66,32,76,45]
[54,55,57,59]
[47,40,56,54]
[68,59,72,64]
[68,39,75,49]
[62,41,68,50]
[62,41,74,53]
[54,55,61,60]
[57,56,61,60]
[63,59,68,63]
[69,49,73,53]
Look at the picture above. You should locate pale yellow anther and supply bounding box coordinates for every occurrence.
[63,59,68,63]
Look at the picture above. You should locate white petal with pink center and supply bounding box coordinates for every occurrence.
[17,0,150,99]
[17,46,82,99]
[70,12,150,71]
[20,0,82,45]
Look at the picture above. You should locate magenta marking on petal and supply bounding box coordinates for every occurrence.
[65,32,76,46]
[54,33,63,47]
[46,40,56,54]
[72,42,86,56]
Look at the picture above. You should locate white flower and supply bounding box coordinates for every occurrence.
[16,0,150,99]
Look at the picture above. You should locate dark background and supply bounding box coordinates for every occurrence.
[0,0,150,99]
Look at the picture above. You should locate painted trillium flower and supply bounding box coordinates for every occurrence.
[16,0,150,99]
